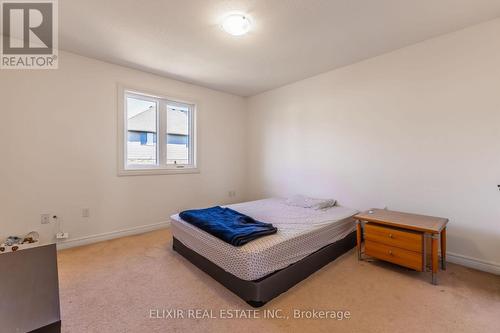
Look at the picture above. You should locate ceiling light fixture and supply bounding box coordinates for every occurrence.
[222,14,251,36]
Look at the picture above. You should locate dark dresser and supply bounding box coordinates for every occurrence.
[0,243,61,333]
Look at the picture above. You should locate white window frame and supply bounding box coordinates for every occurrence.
[117,85,199,176]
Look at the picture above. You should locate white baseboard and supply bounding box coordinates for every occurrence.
[447,252,500,275]
[55,224,500,276]
[56,221,170,250]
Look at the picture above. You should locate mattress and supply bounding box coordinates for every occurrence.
[170,198,358,281]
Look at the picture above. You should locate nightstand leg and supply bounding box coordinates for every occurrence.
[431,234,439,285]
[356,220,362,260]
[422,234,427,271]
[441,227,447,270]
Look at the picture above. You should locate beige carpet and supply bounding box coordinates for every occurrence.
[58,229,500,333]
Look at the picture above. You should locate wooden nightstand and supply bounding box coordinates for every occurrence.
[354,209,448,285]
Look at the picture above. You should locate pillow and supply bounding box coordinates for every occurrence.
[285,195,336,210]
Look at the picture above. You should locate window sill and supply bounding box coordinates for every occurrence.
[118,167,200,176]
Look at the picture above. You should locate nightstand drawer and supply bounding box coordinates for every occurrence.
[365,240,423,271]
[365,223,423,253]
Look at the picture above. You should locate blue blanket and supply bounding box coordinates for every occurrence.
[179,206,277,246]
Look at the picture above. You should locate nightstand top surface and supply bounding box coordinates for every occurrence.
[354,209,448,233]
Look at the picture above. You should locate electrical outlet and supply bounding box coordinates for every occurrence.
[228,191,236,198]
[56,232,69,239]
[41,214,51,224]
[497,185,500,191]
[82,208,90,218]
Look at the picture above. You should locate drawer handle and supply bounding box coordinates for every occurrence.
[388,234,393,238]
[388,250,393,255]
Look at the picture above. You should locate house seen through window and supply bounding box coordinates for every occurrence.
[123,90,196,173]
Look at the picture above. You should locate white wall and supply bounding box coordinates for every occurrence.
[0,51,247,246]
[247,19,500,271]
[1,19,499,274]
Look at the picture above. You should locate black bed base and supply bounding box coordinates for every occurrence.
[172,230,357,307]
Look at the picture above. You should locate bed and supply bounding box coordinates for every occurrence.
[171,198,358,307]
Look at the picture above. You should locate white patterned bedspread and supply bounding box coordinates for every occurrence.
[170,198,358,281]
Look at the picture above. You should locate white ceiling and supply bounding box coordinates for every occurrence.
[60,0,500,96]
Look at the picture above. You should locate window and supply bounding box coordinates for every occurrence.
[118,88,198,175]
[166,102,192,165]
